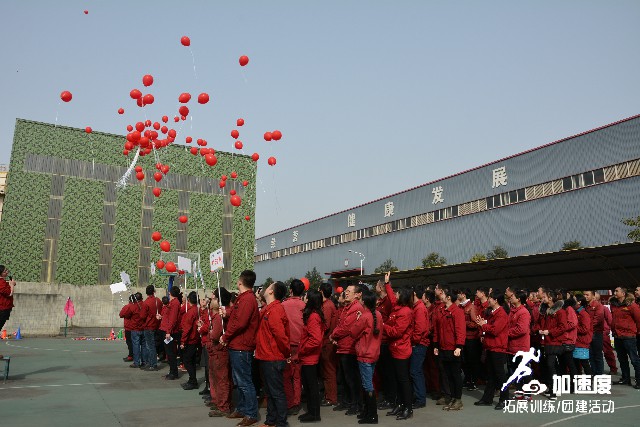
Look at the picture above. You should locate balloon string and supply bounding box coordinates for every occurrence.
[117,149,141,189]
[189,47,198,80]
[54,100,60,128]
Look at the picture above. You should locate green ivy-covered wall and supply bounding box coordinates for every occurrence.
[0,119,256,288]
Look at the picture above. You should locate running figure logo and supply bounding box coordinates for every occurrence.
[501,347,542,392]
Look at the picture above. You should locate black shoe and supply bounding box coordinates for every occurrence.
[396,408,413,420]
[386,405,402,416]
[144,365,159,371]
[467,384,478,391]
[333,403,349,411]
[634,382,640,390]
[494,402,505,410]
[298,412,321,423]
[345,407,359,416]
[199,386,210,395]
[287,404,301,415]
[474,400,493,406]
[377,400,393,410]
[358,415,378,424]
[139,364,148,370]
[412,401,426,409]
[320,399,336,407]
[616,378,631,385]
[164,374,178,380]
[182,382,198,390]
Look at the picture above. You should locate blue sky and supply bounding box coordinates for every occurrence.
[1,1,639,238]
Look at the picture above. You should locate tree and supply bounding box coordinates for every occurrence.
[469,253,487,263]
[305,267,324,291]
[261,277,274,288]
[374,259,399,274]
[561,240,582,250]
[421,252,447,268]
[622,216,640,241]
[284,277,297,286]
[486,245,508,260]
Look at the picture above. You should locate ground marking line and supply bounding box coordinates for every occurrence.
[0,382,109,390]
[539,404,640,426]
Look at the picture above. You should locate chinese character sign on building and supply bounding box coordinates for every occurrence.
[292,230,299,243]
[384,201,395,218]
[432,186,444,204]
[347,212,356,227]
[270,238,276,249]
[492,166,507,188]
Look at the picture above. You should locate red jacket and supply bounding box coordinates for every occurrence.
[282,296,305,346]
[0,278,14,310]
[610,296,640,338]
[160,297,180,334]
[565,306,578,345]
[384,305,413,359]
[481,306,508,353]
[255,300,291,361]
[331,300,363,355]
[142,296,162,330]
[527,301,541,345]
[299,312,325,365]
[120,302,144,331]
[539,301,568,346]
[322,299,337,344]
[587,300,605,333]
[426,303,437,342]
[222,290,260,351]
[412,300,430,346]
[351,308,383,363]
[377,294,393,344]
[207,312,226,352]
[198,308,211,344]
[433,303,466,351]
[507,304,531,354]
[180,304,199,345]
[460,299,480,340]
[575,306,593,348]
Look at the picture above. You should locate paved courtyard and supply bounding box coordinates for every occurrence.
[1,338,639,427]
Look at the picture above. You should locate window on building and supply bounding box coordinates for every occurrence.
[562,176,573,191]
[434,209,441,221]
[451,205,459,217]
[583,171,594,186]
[486,196,494,209]
[594,168,605,183]
[517,188,525,202]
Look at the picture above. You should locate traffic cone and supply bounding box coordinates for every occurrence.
[117,329,123,340]
[1,329,6,339]
[14,327,22,340]
[110,328,115,340]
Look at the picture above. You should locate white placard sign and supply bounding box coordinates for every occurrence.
[178,256,192,273]
[110,282,127,294]
[210,248,224,272]
[120,271,131,286]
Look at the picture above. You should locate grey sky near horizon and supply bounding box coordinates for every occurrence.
[1,1,639,238]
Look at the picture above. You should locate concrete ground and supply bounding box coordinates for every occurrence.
[1,338,638,427]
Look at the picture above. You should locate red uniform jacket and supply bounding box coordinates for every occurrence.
[565,306,578,345]
[255,300,291,361]
[384,305,413,359]
[331,300,363,355]
[540,301,568,346]
[527,301,541,345]
[426,304,437,342]
[198,308,211,344]
[412,300,430,346]
[351,309,383,363]
[481,306,508,353]
[460,299,480,340]
[433,303,466,351]
[0,278,14,310]
[322,299,337,344]
[222,290,260,351]
[587,300,605,333]
[282,296,305,346]
[207,312,226,352]
[120,302,144,331]
[299,312,325,365]
[160,297,180,334]
[507,304,531,354]
[142,296,163,330]
[181,304,199,345]
[610,296,640,338]
[575,306,593,348]
[377,294,393,344]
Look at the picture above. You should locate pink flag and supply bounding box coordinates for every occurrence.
[64,297,75,318]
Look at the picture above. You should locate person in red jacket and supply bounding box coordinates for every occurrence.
[180,291,200,390]
[537,288,567,400]
[475,290,510,410]
[207,287,234,417]
[319,283,338,407]
[374,278,394,411]
[457,288,481,392]
[410,285,430,408]
[383,273,415,421]
[560,294,579,387]
[422,289,440,401]
[256,281,291,427]
[433,286,466,412]
[584,290,605,375]
[610,286,640,389]
[197,296,212,396]
[0,266,16,332]
[298,290,326,423]
[121,293,145,368]
[282,279,306,415]
[142,285,163,371]
[159,286,182,380]
[119,294,135,362]
[573,294,593,375]
[506,289,531,395]
[432,285,452,406]
[351,289,382,425]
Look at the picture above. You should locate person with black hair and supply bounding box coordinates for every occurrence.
[119,294,135,363]
[457,288,481,391]
[383,272,415,421]
[506,289,532,397]
[197,296,212,396]
[422,289,440,400]
[283,279,306,415]
[374,279,395,411]
[256,281,291,427]
[319,282,339,407]
[610,286,640,388]
[160,285,183,380]
[179,291,200,390]
[351,289,383,424]
[537,288,567,400]
[141,285,162,371]
[410,284,430,408]
[0,265,16,332]
[207,288,234,417]
[298,290,326,423]
[432,284,452,405]
[120,292,145,368]
[561,293,579,390]
[433,287,466,411]
[573,294,593,375]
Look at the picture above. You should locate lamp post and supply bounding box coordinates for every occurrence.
[348,250,366,275]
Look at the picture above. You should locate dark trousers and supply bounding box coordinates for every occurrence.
[125,330,133,357]
[441,350,462,399]
[183,343,198,383]
[0,309,12,331]
[164,333,180,376]
[261,360,288,427]
[542,351,558,392]
[409,344,427,405]
[320,342,338,403]
[340,354,362,410]
[589,332,604,375]
[436,351,451,397]
[302,364,321,416]
[462,338,482,385]
[574,357,592,375]
[558,348,577,388]
[392,357,412,408]
[377,344,395,402]
[480,351,509,403]
[201,347,209,385]
[614,337,640,381]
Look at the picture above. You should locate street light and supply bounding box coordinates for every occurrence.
[348,250,366,275]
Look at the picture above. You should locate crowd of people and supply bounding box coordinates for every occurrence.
[117,270,640,427]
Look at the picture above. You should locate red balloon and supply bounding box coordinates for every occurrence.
[124,141,133,150]
[118,108,124,114]
[136,171,145,180]
[153,172,163,182]
[123,149,129,156]
[142,74,154,87]
[84,10,88,14]
[230,195,242,207]
[237,118,245,126]
[239,55,249,66]
[336,286,343,294]
[160,125,168,134]
[135,122,145,132]
[174,116,180,122]
[230,189,237,196]
[198,93,210,104]
[136,98,143,107]
[190,147,198,155]
[231,171,238,179]
[242,180,249,187]
[251,153,259,162]
[231,129,239,139]
[219,180,226,188]
[181,115,187,120]
[155,163,162,170]
[245,215,251,221]
[152,122,160,130]
[85,127,92,134]
[234,141,243,150]
[60,91,72,102]
[156,260,165,270]
[145,119,152,127]
[143,94,154,105]
[268,156,277,166]
[181,36,191,46]
[152,187,161,197]
[179,93,191,103]
[179,105,189,117]
[300,277,310,291]
[152,231,162,241]
[160,241,171,252]
[185,136,192,143]
[179,215,188,223]
[161,165,170,174]
[264,132,272,141]
[271,130,282,141]
[221,175,228,181]
[135,166,143,172]
[205,154,217,166]
[165,261,177,273]
[130,89,142,99]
